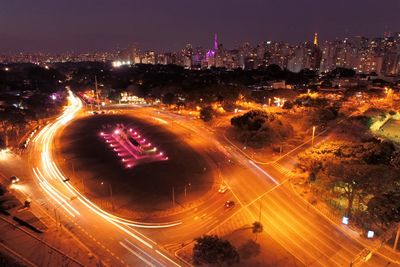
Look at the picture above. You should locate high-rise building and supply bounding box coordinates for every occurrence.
[130,44,141,64]
[313,32,319,46]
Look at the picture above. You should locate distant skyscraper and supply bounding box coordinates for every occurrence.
[313,32,319,46]
[206,33,219,67]
[214,33,218,51]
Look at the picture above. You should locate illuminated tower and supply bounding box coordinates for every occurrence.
[214,32,218,50]
[313,32,318,46]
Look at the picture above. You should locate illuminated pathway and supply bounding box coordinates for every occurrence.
[30,91,183,267]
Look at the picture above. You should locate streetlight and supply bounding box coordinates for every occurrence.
[311,126,316,146]
[101,181,114,211]
[184,182,191,198]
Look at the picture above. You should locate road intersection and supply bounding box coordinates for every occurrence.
[11,91,400,266]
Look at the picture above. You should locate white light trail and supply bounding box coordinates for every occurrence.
[31,90,182,267]
[120,241,155,267]
[248,160,279,185]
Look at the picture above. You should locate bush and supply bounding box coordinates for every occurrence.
[231,110,293,148]
[200,106,214,122]
[193,235,240,266]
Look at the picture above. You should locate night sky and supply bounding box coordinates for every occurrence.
[0,0,399,53]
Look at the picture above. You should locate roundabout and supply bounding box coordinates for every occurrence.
[56,111,215,215]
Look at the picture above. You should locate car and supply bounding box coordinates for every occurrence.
[218,185,228,193]
[9,176,20,184]
[224,200,235,209]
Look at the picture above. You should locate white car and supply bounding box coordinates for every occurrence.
[9,176,20,184]
[218,185,228,193]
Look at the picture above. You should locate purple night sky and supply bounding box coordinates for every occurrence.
[0,0,399,53]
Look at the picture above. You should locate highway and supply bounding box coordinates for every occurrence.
[17,91,400,266]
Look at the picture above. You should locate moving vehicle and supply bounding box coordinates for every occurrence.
[9,176,20,184]
[218,184,228,193]
[224,200,235,208]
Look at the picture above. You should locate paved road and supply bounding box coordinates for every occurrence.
[150,108,400,266]
[13,93,400,267]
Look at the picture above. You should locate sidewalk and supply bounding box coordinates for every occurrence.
[221,127,400,264]
[0,214,95,267]
[0,154,98,267]
[289,178,400,265]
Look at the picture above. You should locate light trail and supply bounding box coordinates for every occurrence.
[248,160,279,184]
[120,241,156,267]
[153,117,168,124]
[124,239,166,267]
[33,168,78,217]
[32,90,182,267]
[155,250,181,267]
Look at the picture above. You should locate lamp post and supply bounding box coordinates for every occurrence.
[101,181,114,211]
[184,182,191,199]
[311,126,316,146]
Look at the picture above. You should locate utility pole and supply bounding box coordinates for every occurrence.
[393,224,400,251]
[184,185,187,198]
[95,76,100,111]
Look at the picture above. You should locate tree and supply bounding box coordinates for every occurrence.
[368,190,400,226]
[323,163,369,217]
[328,68,356,78]
[193,235,240,266]
[391,151,400,169]
[162,92,176,105]
[0,137,5,150]
[282,100,294,110]
[0,107,26,146]
[200,106,214,122]
[230,110,293,148]
[323,163,398,217]
[313,107,338,124]
[252,221,263,241]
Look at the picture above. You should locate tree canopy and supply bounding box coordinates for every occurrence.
[193,235,240,266]
[231,110,293,148]
[367,190,400,226]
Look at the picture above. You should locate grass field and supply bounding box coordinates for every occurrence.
[57,114,213,213]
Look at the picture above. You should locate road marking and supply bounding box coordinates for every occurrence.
[155,250,181,267]
[124,239,166,267]
[120,241,155,267]
[248,160,279,184]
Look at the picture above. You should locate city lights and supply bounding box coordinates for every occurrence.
[1,3,399,266]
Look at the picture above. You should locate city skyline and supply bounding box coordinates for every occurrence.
[1,1,400,265]
[2,31,399,77]
[0,0,399,53]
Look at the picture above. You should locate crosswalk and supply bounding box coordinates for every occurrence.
[163,242,185,253]
[269,162,296,178]
[208,211,252,238]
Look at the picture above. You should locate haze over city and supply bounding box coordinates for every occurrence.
[1,0,399,53]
